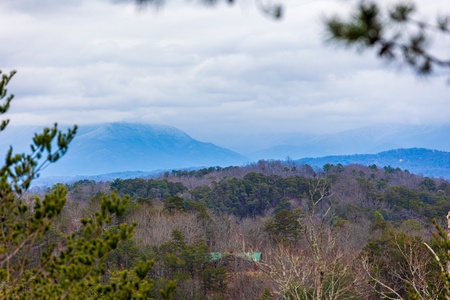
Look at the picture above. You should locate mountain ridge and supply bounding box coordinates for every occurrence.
[248,123,450,159]
[2,122,450,179]
[297,148,450,178]
[0,122,248,176]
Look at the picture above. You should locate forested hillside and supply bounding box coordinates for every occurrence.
[29,161,450,299]
[297,148,450,179]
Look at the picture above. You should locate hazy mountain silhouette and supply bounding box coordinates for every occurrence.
[2,122,450,178]
[0,123,248,176]
[249,124,450,160]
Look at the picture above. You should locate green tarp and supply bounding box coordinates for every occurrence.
[210,252,261,262]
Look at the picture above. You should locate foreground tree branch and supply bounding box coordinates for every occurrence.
[325,1,450,76]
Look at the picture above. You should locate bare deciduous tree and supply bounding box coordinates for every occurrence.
[362,232,443,300]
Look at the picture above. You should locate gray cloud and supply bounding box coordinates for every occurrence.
[1,0,448,147]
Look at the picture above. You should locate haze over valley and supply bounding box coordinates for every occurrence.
[1,122,449,181]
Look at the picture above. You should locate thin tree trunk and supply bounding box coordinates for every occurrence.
[447,211,450,274]
[317,265,323,300]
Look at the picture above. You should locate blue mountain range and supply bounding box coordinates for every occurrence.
[1,122,450,180]
[297,148,450,179]
[0,123,247,176]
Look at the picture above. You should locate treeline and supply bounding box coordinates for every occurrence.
[82,161,450,224]
[29,161,450,299]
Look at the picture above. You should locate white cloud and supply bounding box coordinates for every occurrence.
[1,0,448,147]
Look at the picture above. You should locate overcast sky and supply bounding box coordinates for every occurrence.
[1,0,449,145]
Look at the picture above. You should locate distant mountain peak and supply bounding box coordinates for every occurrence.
[77,122,192,140]
[1,123,247,177]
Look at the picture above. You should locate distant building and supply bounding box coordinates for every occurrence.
[210,251,262,272]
